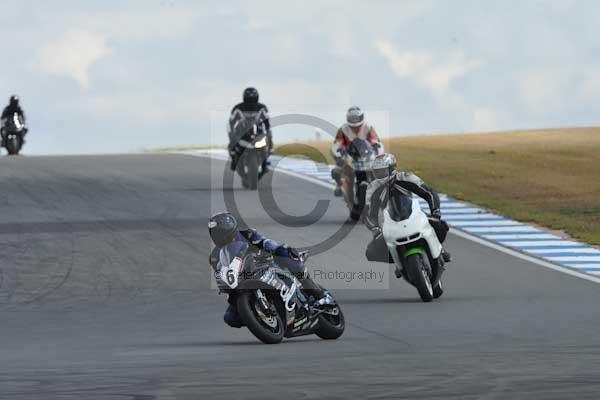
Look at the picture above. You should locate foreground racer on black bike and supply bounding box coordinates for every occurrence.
[208,212,326,328]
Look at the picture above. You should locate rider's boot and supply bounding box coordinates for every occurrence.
[442,249,452,263]
[299,273,328,303]
[394,267,402,279]
[223,304,244,328]
[259,159,269,177]
[331,167,343,197]
[230,153,239,171]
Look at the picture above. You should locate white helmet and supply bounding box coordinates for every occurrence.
[346,106,364,127]
[370,153,397,180]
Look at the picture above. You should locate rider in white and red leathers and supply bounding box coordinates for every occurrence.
[331,106,383,196]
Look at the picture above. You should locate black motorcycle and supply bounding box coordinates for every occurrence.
[2,113,26,155]
[231,116,269,190]
[338,138,378,221]
[211,245,345,344]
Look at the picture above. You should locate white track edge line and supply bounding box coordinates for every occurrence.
[450,229,600,285]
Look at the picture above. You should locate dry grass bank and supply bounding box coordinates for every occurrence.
[276,128,600,245]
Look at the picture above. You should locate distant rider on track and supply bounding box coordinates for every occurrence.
[228,87,273,172]
[331,106,382,196]
[208,212,325,328]
[364,153,452,264]
[1,95,27,146]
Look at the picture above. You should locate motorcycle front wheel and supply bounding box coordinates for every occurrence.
[6,137,20,155]
[237,291,284,344]
[405,253,434,302]
[245,151,259,190]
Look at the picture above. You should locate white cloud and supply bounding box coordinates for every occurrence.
[38,29,111,88]
[472,107,509,132]
[374,39,511,133]
[518,69,570,115]
[69,7,206,41]
[374,40,482,96]
[579,68,600,99]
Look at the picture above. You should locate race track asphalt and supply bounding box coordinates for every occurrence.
[1,154,599,399]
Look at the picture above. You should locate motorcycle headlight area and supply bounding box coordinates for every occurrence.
[255,137,268,148]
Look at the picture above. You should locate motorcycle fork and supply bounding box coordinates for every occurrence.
[255,290,273,315]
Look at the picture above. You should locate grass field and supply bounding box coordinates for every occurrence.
[275,128,600,246]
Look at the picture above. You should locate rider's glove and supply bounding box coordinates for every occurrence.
[431,209,442,219]
[277,244,301,260]
[287,246,300,260]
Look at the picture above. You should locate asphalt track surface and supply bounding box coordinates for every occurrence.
[1,154,599,399]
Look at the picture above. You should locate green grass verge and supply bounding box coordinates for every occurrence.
[275,128,600,246]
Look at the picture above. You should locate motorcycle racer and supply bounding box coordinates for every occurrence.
[1,95,27,146]
[364,153,451,264]
[228,87,273,172]
[331,106,382,196]
[208,212,325,328]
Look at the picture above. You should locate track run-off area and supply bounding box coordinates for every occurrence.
[1,153,599,399]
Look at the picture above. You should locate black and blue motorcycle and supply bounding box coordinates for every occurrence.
[211,245,345,344]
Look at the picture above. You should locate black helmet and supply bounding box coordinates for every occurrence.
[243,87,259,104]
[208,212,238,247]
[9,95,19,106]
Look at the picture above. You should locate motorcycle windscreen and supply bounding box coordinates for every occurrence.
[233,116,264,143]
[348,138,374,171]
[388,193,413,221]
[6,113,23,131]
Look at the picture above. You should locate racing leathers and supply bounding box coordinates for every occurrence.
[1,104,27,144]
[1,104,25,121]
[209,229,323,328]
[364,172,450,264]
[228,102,273,171]
[331,123,382,195]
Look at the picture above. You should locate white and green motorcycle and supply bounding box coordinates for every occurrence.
[380,190,448,302]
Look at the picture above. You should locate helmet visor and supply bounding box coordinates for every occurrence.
[371,167,390,180]
[210,228,235,247]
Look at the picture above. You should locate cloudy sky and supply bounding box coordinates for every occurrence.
[1,0,598,154]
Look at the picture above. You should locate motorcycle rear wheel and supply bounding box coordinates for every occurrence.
[315,304,345,340]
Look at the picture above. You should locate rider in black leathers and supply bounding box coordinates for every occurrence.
[1,95,27,145]
[208,212,325,328]
[228,87,273,172]
[1,95,25,121]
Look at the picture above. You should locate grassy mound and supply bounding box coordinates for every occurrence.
[276,128,600,245]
